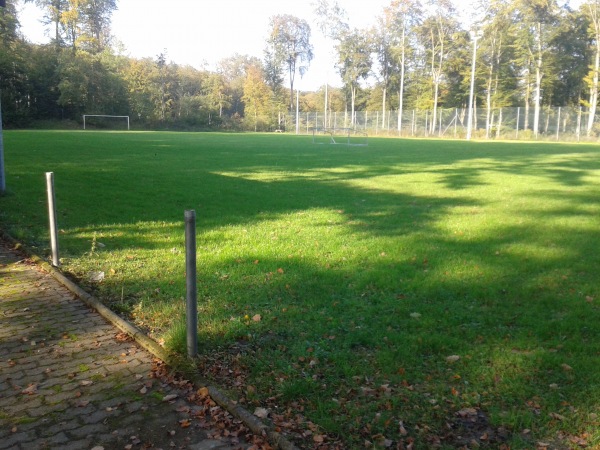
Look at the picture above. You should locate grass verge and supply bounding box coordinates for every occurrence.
[1,130,600,448]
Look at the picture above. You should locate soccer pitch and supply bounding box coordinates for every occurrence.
[2,130,600,448]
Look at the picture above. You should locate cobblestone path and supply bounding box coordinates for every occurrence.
[0,240,251,450]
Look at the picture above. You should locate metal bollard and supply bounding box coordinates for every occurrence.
[46,172,60,266]
[184,210,198,358]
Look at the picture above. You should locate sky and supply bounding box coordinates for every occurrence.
[18,0,402,90]
[15,0,577,91]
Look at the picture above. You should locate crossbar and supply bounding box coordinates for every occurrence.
[83,115,130,130]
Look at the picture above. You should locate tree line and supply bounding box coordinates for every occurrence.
[2,0,600,136]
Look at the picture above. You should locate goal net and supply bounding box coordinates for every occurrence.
[311,127,368,146]
[83,115,130,131]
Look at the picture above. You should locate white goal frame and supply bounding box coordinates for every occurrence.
[83,115,130,130]
[311,127,368,146]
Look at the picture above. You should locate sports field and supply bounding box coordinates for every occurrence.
[2,131,600,448]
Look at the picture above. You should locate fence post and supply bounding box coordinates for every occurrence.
[185,210,198,359]
[577,107,582,142]
[556,107,561,141]
[45,172,60,267]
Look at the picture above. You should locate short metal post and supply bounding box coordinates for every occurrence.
[185,210,198,358]
[45,172,60,266]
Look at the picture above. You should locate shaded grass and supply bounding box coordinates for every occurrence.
[2,130,600,448]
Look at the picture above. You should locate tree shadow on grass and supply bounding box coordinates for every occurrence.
[3,132,600,447]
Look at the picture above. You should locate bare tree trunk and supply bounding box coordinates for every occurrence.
[588,3,600,136]
[533,22,543,139]
[381,87,386,129]
[398,26,406,135]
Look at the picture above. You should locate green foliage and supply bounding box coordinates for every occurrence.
[267,14,314,111]
[3,0,600,135]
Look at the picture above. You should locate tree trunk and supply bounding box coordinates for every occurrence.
[381,87,386,129]
[588,29,600,135]
[398,26,406,135]
[533,22,543,139]
[351,85,356,127]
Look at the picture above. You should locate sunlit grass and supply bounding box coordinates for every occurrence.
[2,130,600,448]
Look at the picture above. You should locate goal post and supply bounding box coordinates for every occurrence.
[311,127,368,146]
[83,115,130,130]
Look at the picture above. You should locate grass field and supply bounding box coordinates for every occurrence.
[2,130,600,448]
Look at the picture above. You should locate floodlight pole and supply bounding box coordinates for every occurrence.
[466,30,481,141]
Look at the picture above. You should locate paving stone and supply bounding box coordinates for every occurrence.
[0,240,254,450]
[0,430,37,449]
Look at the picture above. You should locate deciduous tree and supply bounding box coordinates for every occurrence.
[335,28,372,126]
[267,14,314,112]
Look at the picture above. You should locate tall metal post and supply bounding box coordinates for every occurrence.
[0,93,5,193]
[185,210,198,358]
[467,30,481,141]
[45,172,60,266]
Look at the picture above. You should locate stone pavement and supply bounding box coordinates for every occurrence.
[0,240,255,450]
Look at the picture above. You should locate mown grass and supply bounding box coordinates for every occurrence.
[2,130,600,448]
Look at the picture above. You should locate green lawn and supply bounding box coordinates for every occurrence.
[2,130,600,448]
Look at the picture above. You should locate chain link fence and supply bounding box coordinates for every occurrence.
[287,106,598,142]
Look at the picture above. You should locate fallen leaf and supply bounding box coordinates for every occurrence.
[197,387,209,398]
[277,268,284,274]
[254,407,269,419]
[139,386,147,394]
[21,384,37,395]
[89,271,105,282]
[252,314,262,322]
[409,312,421,319]
[179,419,191,428]
[399,421,408,436]
[80,380,93,386]
[163,394,178,402]
[457,408,478,418]
[550,412,566,421]
[313,435,325,443]
[561,364,573,371]
[446,355,460,363]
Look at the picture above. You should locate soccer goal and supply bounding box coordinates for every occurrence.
[83,115,130,131]
[311,127,368,146]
